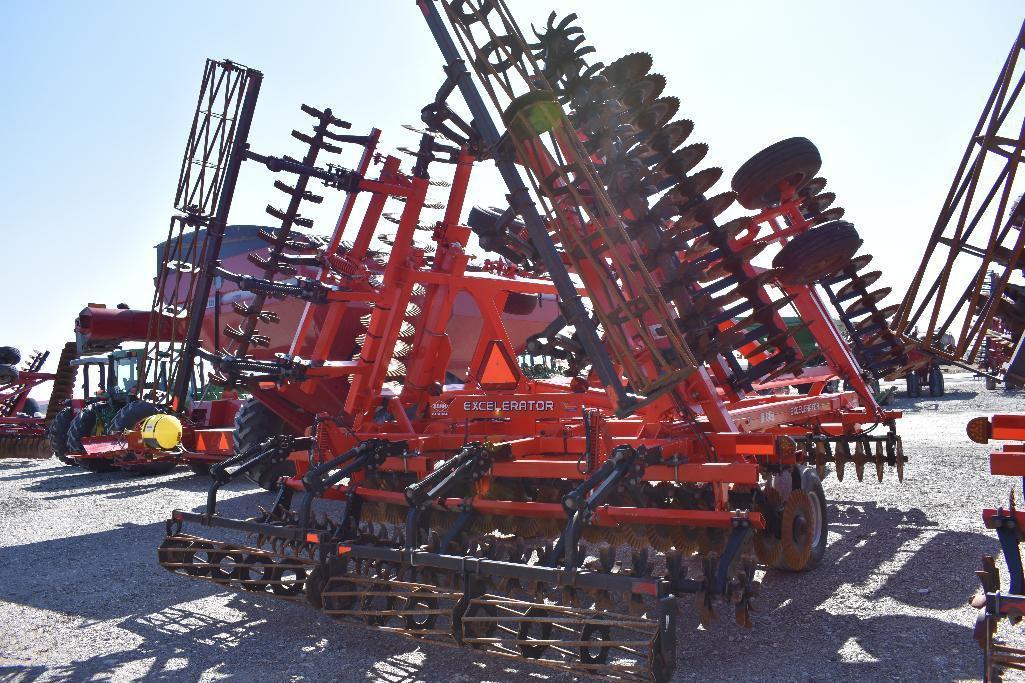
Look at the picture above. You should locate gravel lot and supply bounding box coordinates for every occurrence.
[0,373,1021,682]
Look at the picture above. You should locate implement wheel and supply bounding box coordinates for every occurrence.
[731,137,822,210]
[906,371,922,398]
[928,366,945,396]
[772,220,863,286]
[0,346,21,365]
[777,467,828,571]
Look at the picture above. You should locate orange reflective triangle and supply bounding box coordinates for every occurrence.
[477,340,520,389]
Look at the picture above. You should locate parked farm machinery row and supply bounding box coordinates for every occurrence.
[53,2,915,679]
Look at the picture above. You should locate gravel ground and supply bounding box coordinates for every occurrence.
[0,372,1021,682]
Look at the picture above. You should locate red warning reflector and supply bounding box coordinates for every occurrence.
[306,533,320,544]
[476,339,520,390]
[337,544,352,555]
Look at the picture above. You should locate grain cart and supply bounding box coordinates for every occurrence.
[141,4,919,680]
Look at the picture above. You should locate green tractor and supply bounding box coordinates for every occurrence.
[49,347,178,472]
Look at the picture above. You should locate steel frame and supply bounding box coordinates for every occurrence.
[896,21,1025,379]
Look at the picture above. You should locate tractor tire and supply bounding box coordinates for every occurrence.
[232,398,296,490]
[771,220,863,286]
[66,404,98,455]
[731,137,822,210]
[67,405,117,472]
[109,400,161,433]
[906,372,922,398]
[48,406,78,466]
[0,364,18,383]
[928,366,945,397]
[0,346,21,365]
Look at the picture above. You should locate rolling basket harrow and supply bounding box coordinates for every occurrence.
[133,2,924,679]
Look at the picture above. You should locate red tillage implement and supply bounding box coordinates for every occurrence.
[0,348,57,459]
[968,414,1025,681]
[145,4,913,680]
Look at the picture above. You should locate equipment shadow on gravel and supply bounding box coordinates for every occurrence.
[0,462,76,480]
[0,490,278,622]
[11,467,244,502]
[0,594,559,683]
[673,499,988,680]
[890,390,981,412]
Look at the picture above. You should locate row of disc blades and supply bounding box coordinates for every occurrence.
[526,14,803,390]
[812,184,907,378]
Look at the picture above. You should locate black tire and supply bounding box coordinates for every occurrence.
[906,372,921,398]
[232,398,296,490]
[67,404,117,472]
[771,221,863,286]
[21,397,40,416]
[109,400,161,433]
[0,346,21,365]
[986,376,998,391]
[928,366,944,397]
[731,137,822,210]
[48,406,78,466]
[798,467,828,570]
[0,364,18,383]
[66,404,99,455]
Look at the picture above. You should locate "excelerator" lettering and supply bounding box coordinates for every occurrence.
[462,400,555,412]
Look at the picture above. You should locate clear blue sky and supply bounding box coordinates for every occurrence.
[1,1,1021,382]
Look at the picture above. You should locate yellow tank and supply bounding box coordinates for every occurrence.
[139,414,183,451]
